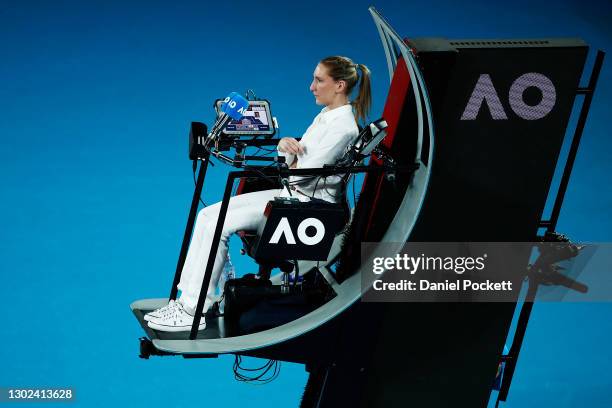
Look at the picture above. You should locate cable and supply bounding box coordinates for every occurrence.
[192,161,207,207]
[245,89,257,100]
[288,175,320,185]
[233,356,281,385]
[352,172,357,206]
[243,162,280,185]
[310,175,323,199]
[251,146,277,156]
[322,175,340,201]
[281,178,293,196]
[315,168,352,202]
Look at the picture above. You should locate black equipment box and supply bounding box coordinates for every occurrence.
[188,121,208,160]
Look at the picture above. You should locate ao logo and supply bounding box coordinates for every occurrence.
[269,217,326,246]
[223,97,247,115]
[461,73,556,121]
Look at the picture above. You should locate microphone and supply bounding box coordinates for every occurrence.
[206,92,249,145]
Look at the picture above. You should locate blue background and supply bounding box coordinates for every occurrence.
[1,0,610,406]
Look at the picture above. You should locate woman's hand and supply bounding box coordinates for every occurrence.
[278,137,304,155]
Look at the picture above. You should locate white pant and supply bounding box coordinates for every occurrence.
[177,188,285,313]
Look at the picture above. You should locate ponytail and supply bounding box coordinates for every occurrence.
[320,56,372,125]
[352,64,371,126]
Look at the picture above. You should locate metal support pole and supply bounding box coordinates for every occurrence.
[190,173,237,339]
[169,155,210,300]
[547,50,605,233]
[496,281,539,403]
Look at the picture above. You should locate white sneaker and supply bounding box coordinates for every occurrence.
[144,300,178,322]
[147,302,206,332]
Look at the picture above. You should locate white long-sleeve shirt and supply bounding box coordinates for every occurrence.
[277,104,359,203]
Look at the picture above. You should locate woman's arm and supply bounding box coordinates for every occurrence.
[277,137,303,167]
[296,127,355,170]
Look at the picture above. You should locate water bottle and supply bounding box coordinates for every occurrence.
[218,254,235,294]
[218,254,235,314]
[224,254,235,282]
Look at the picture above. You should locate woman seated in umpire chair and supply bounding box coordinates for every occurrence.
[145,56,372,332]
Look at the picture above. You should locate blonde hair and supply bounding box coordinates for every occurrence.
[320,56,372,125]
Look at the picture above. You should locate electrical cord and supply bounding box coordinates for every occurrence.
[252,146,277,156]
[243,162,280,185]
[192,161,207,207]
[281,178,293,196]
[233,356,280,385]
[288,175,320,185]
[311,168,353,201]
[245,89,257,100]
[352,172,357,206]
[248,125,279,156]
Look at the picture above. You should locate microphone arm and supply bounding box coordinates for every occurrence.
[205,113,232,148]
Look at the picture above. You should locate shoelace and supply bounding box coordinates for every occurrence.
[165,302,201,321]
[149,300,178,316]
[163,301,189,319]
[158,302,206,327]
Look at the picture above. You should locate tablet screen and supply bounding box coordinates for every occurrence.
[215,100,275,136]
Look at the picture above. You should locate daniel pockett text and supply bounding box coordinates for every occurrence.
[360,242,611,303]
[361,243,532,302]
[372,253,512,292]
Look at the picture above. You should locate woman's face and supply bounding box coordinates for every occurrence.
[309,63,344,106]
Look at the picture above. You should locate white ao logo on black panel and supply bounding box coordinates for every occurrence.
[269,217,326,246]
[461,73,556,120]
